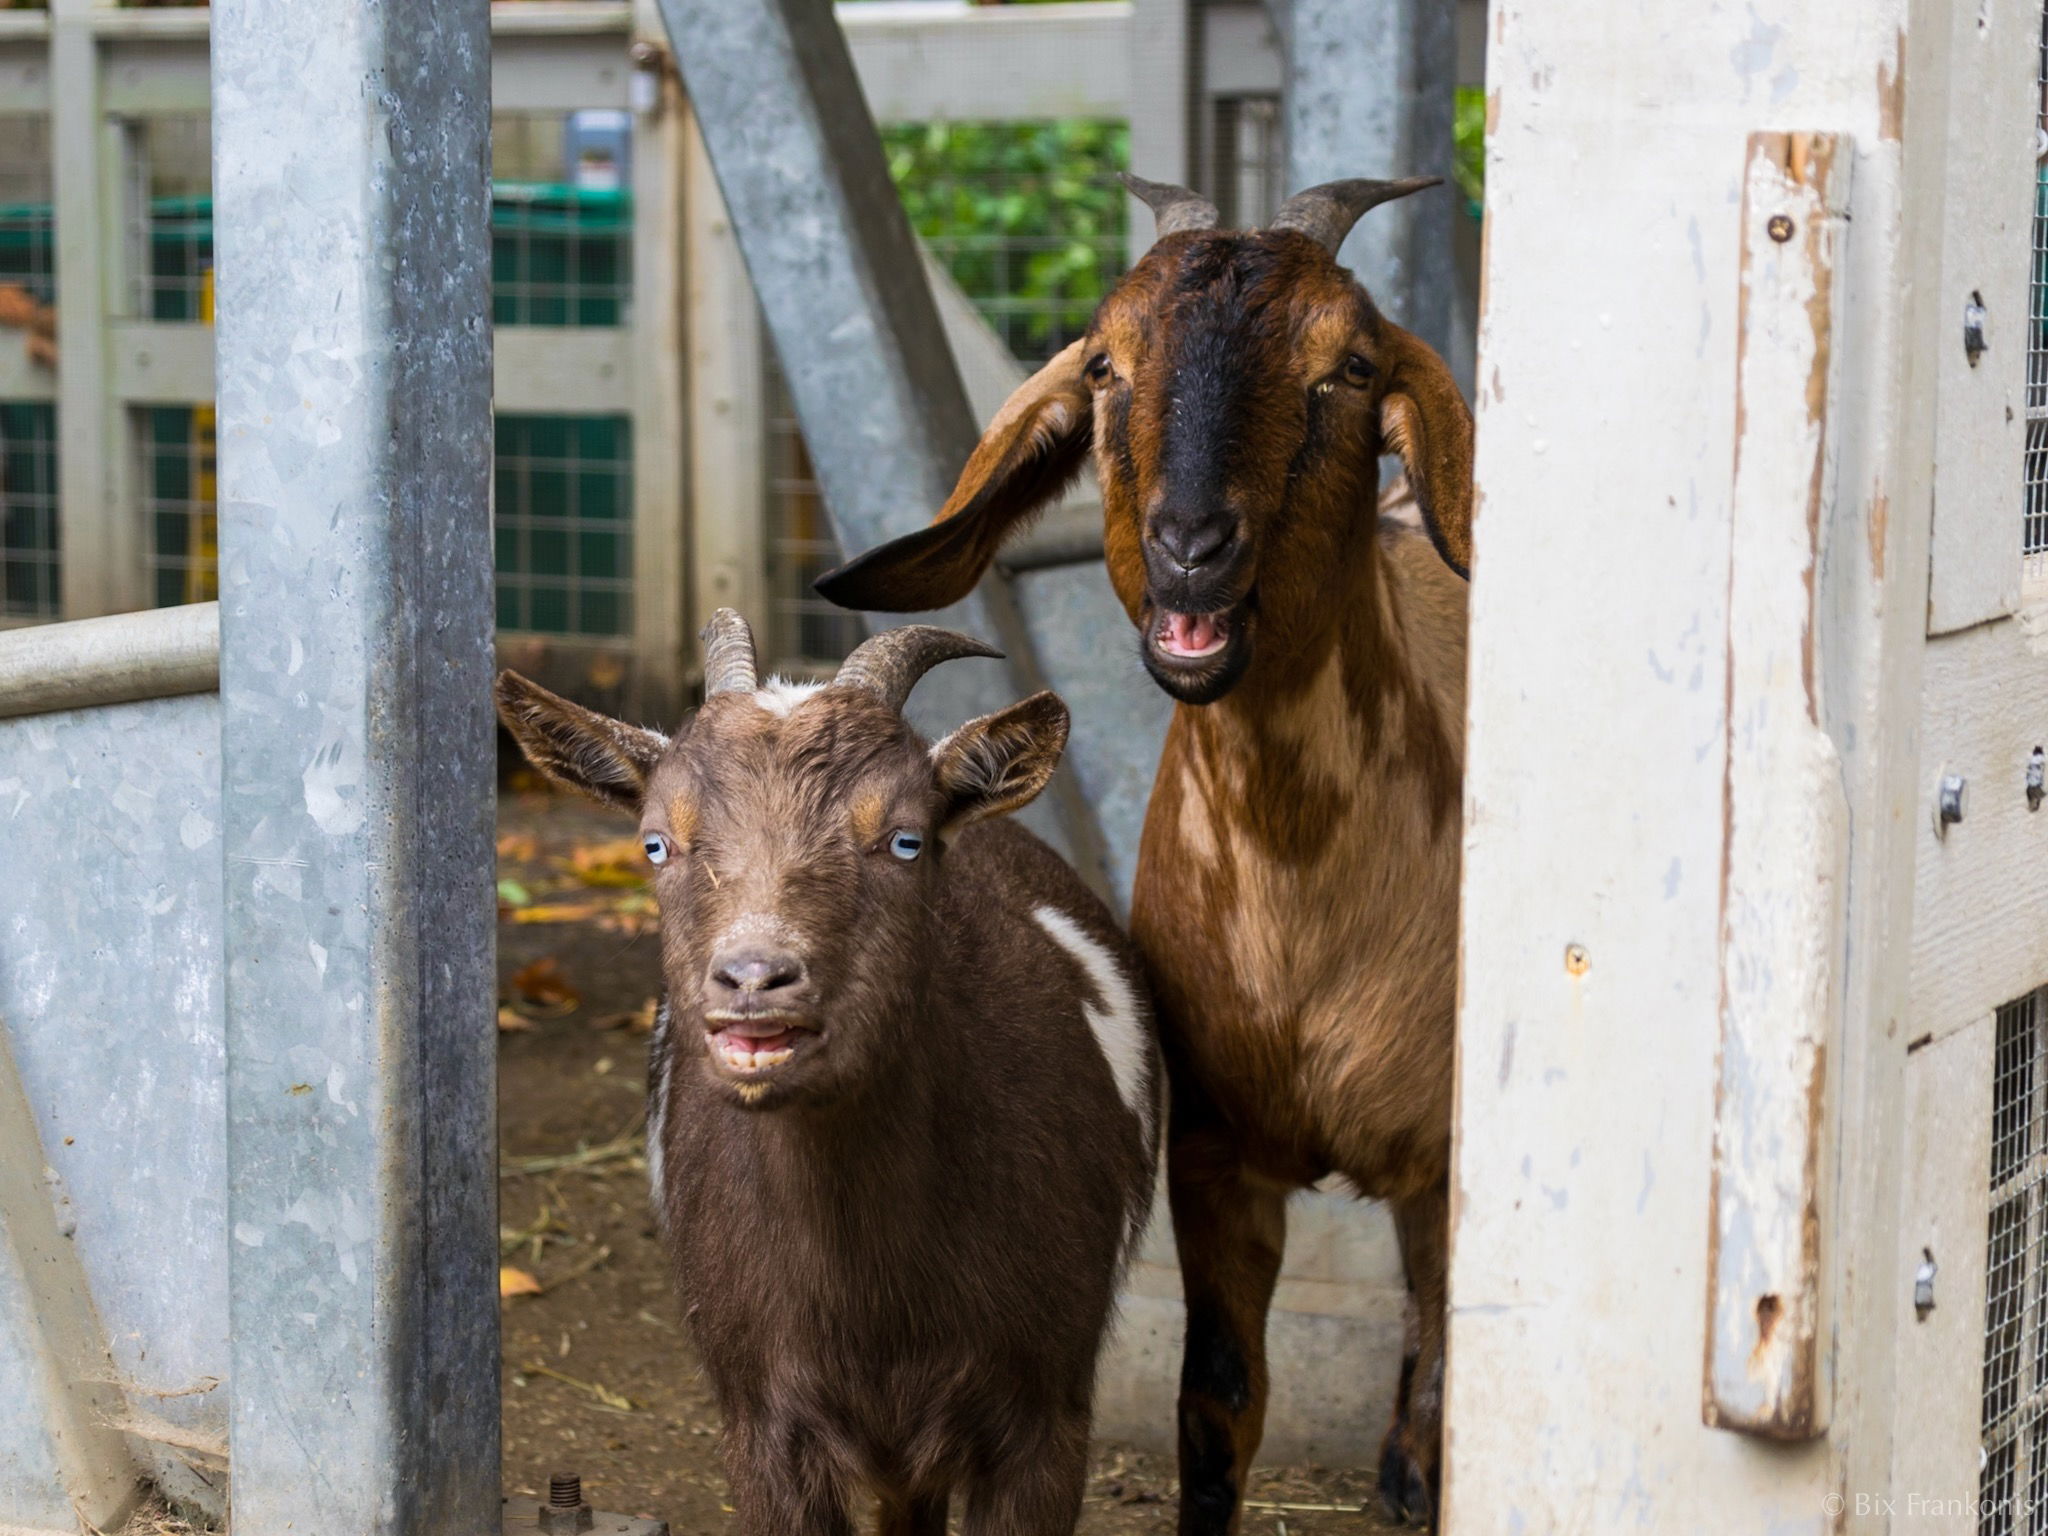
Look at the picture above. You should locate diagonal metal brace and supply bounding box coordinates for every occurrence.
[649,0,1109,892]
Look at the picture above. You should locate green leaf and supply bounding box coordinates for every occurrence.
[497,878,533,908]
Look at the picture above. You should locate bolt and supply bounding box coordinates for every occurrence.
[1939,773,1967,829]
[1914,1247,1937,1321]
[1766,214,1794,243]
[1965,290,1989,367]
[539,1472,595,1535]
[2027,747,2043,812]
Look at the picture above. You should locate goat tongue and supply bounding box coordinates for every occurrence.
[1157,611,1229,659]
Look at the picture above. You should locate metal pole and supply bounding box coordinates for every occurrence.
[0,603,218,720]
[212,0,498,1529]
[1282,0,1456,366]
[649,0,1109,890]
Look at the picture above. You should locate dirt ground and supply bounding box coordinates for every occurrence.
[494,778,1397,1535]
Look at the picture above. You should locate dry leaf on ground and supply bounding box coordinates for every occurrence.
[510,901,610,926]
[497,1005,537,1034]
[570,837,651,888]
[509,956,581,1017]
[497,831,540,862]
[499,1266,544,1298]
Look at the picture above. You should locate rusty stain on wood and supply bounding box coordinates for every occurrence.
[1877,26,1906,143]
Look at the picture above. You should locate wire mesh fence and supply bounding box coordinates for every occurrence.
[141,406,216,609]
[1983,987,2048,1536]
[0,403,58,620]
[493,413,634,638]
[135,115,213,321]
[0,118,58,620]
[762,119,1131,674]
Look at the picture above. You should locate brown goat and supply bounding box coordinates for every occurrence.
[496,612,1160,1536]
[818,176,1473,1531]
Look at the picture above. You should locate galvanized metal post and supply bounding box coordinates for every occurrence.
[649,0,1108,889]
[212,0,499,1530]
[1279,0,1455,363]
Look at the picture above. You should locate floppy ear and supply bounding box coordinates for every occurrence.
[815,339,1095,612]
[494,671,667,813]
[929,690,1070,832]
[1378,324,1476,579]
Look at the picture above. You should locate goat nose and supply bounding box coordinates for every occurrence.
[1153,520,1234,572]
[709,948,807,995]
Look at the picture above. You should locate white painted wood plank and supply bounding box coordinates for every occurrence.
[494,328,632,416]
[1446,0,1938,1523]
[1926,0,2033,634]
[1890,1015,1995,1521]
[1910,607,2048,1037]
[1706,130,1852,1442]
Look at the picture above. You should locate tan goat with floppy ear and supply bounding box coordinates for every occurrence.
[818,172,1472,1531]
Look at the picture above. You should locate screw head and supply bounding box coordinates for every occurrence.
[1766,214,1795,243]
[1938,773,1967,828]
[1564,943,1590,976]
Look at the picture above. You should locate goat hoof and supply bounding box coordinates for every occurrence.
[1375,1436,1434,1528]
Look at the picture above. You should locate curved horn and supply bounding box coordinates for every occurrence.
[1119,171,1219,239]
[1268,176,1442,254]
[700,607,759,697]
[835,626,1003,715]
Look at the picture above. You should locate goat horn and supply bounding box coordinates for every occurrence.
[1268,176,1442,255]
[835,626,1003,715]
[1118,171,1220,239]
[701,607,759,697]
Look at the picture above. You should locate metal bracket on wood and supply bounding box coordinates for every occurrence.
[1705,129,1853,1442]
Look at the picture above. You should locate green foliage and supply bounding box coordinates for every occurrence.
[881,118,1128,358]
[1453,85,1486,212]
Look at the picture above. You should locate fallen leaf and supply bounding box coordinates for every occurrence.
[497,1006,536,1034]
[496,831,539,862]
[510,902,609,925]
[509,956,580,1017]
[496,877,533,908]
[499,1266,543,1298]
[587,996,659,1034]
[570,837,650,889]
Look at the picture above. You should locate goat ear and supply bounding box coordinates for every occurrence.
[815,339,1095,612]
[494,671,667,813]
[1378,325,1475,579]
[929,690,1070,832]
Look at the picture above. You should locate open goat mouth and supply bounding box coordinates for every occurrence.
[1153,608,1234,660]
[705,1015,816,1074]
[1142,597,1254,704]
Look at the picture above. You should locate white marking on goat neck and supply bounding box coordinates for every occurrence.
[754,678,827,718]
[647,999,671,1221]
[1031,905,1151,1133]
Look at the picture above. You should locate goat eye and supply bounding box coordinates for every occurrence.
[642,833,672,866]
[1083,352,1112,385]
[887,830,924,862]
[1342,354,1375,387]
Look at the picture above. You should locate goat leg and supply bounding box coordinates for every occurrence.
[959,1409,1089,1536]
[1167,1116,1287,1536]
[1377,1182,1448,1531]
[721,1419,854,1536]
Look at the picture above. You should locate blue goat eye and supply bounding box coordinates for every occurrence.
[643,834,670,866]
[887,830,923,862]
